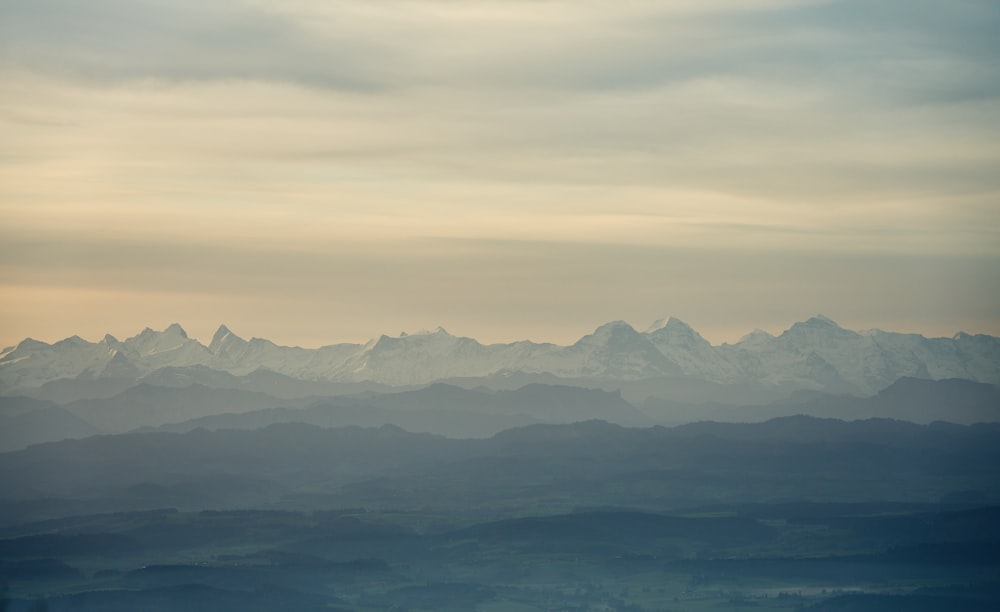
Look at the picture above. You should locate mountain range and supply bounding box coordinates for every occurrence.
[3,316,998,396]
[2,319,998,611]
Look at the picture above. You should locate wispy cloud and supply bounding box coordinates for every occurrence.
[1,0,998,345]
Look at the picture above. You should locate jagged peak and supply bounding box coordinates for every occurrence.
[15,337,50,350]
[646,315,694,333]
[781,315,861,339]
[134,324,185,339]
[593,320,638,335]
[647,316,704,338]
[102,333,120,345]
[164,323,188,338]
[367,326,462,352]
[666,316,695,330]
[647,317,712,349]
[780,315,862,341]
[367,334,395,350]
[801,314,841,328]
[735,329,774,344]
[53,335,90,347]
[646,317,670,333]
[409,326,452,337]
[210,324,245,351]
[573,321,644,349]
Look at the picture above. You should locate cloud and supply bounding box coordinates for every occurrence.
[4,0,995,97]
[0,0,394,89]
[0,0,998,344]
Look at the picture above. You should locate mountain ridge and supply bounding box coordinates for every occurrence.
[3,416,997,523]
[2,317,997,396]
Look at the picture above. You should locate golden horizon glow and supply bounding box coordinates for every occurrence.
[2,0,999,349]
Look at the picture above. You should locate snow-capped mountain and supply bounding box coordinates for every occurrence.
[1,317,997,395]
[715,316,1000,394]
[330,328,541,385]
[532,321,681,380]
[646,317,743,382]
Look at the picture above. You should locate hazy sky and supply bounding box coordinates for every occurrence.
[2,0,999,348]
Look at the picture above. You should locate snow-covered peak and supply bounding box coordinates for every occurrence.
[664,317,695,333]
[592,320,639,336]
[369,327,466,352]
[646,315,691,331]
[362,334,388,351]
[733,329,774,347]
[559,320,681,378]
[782,315,859,338]
[164,323,188,339]
[15,338,50,351]
[83,348,139,380]
[53,335,90,348]
[409,326,452,337]
[797,315,842,329]
[572,321,646,350]
[122,324,212,364]
[646,316,711,348]
[642,317,736,380]
[0,339,48,366]
[2,318,998,395]
[213,324,233,341]
[1,334,129,389]
[646,317,671,333]
[210,324,245,352]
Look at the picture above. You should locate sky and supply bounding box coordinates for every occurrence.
[1,0,999,348]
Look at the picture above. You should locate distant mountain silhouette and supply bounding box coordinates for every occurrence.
[3,317,997,395]
[2,417,997,524]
